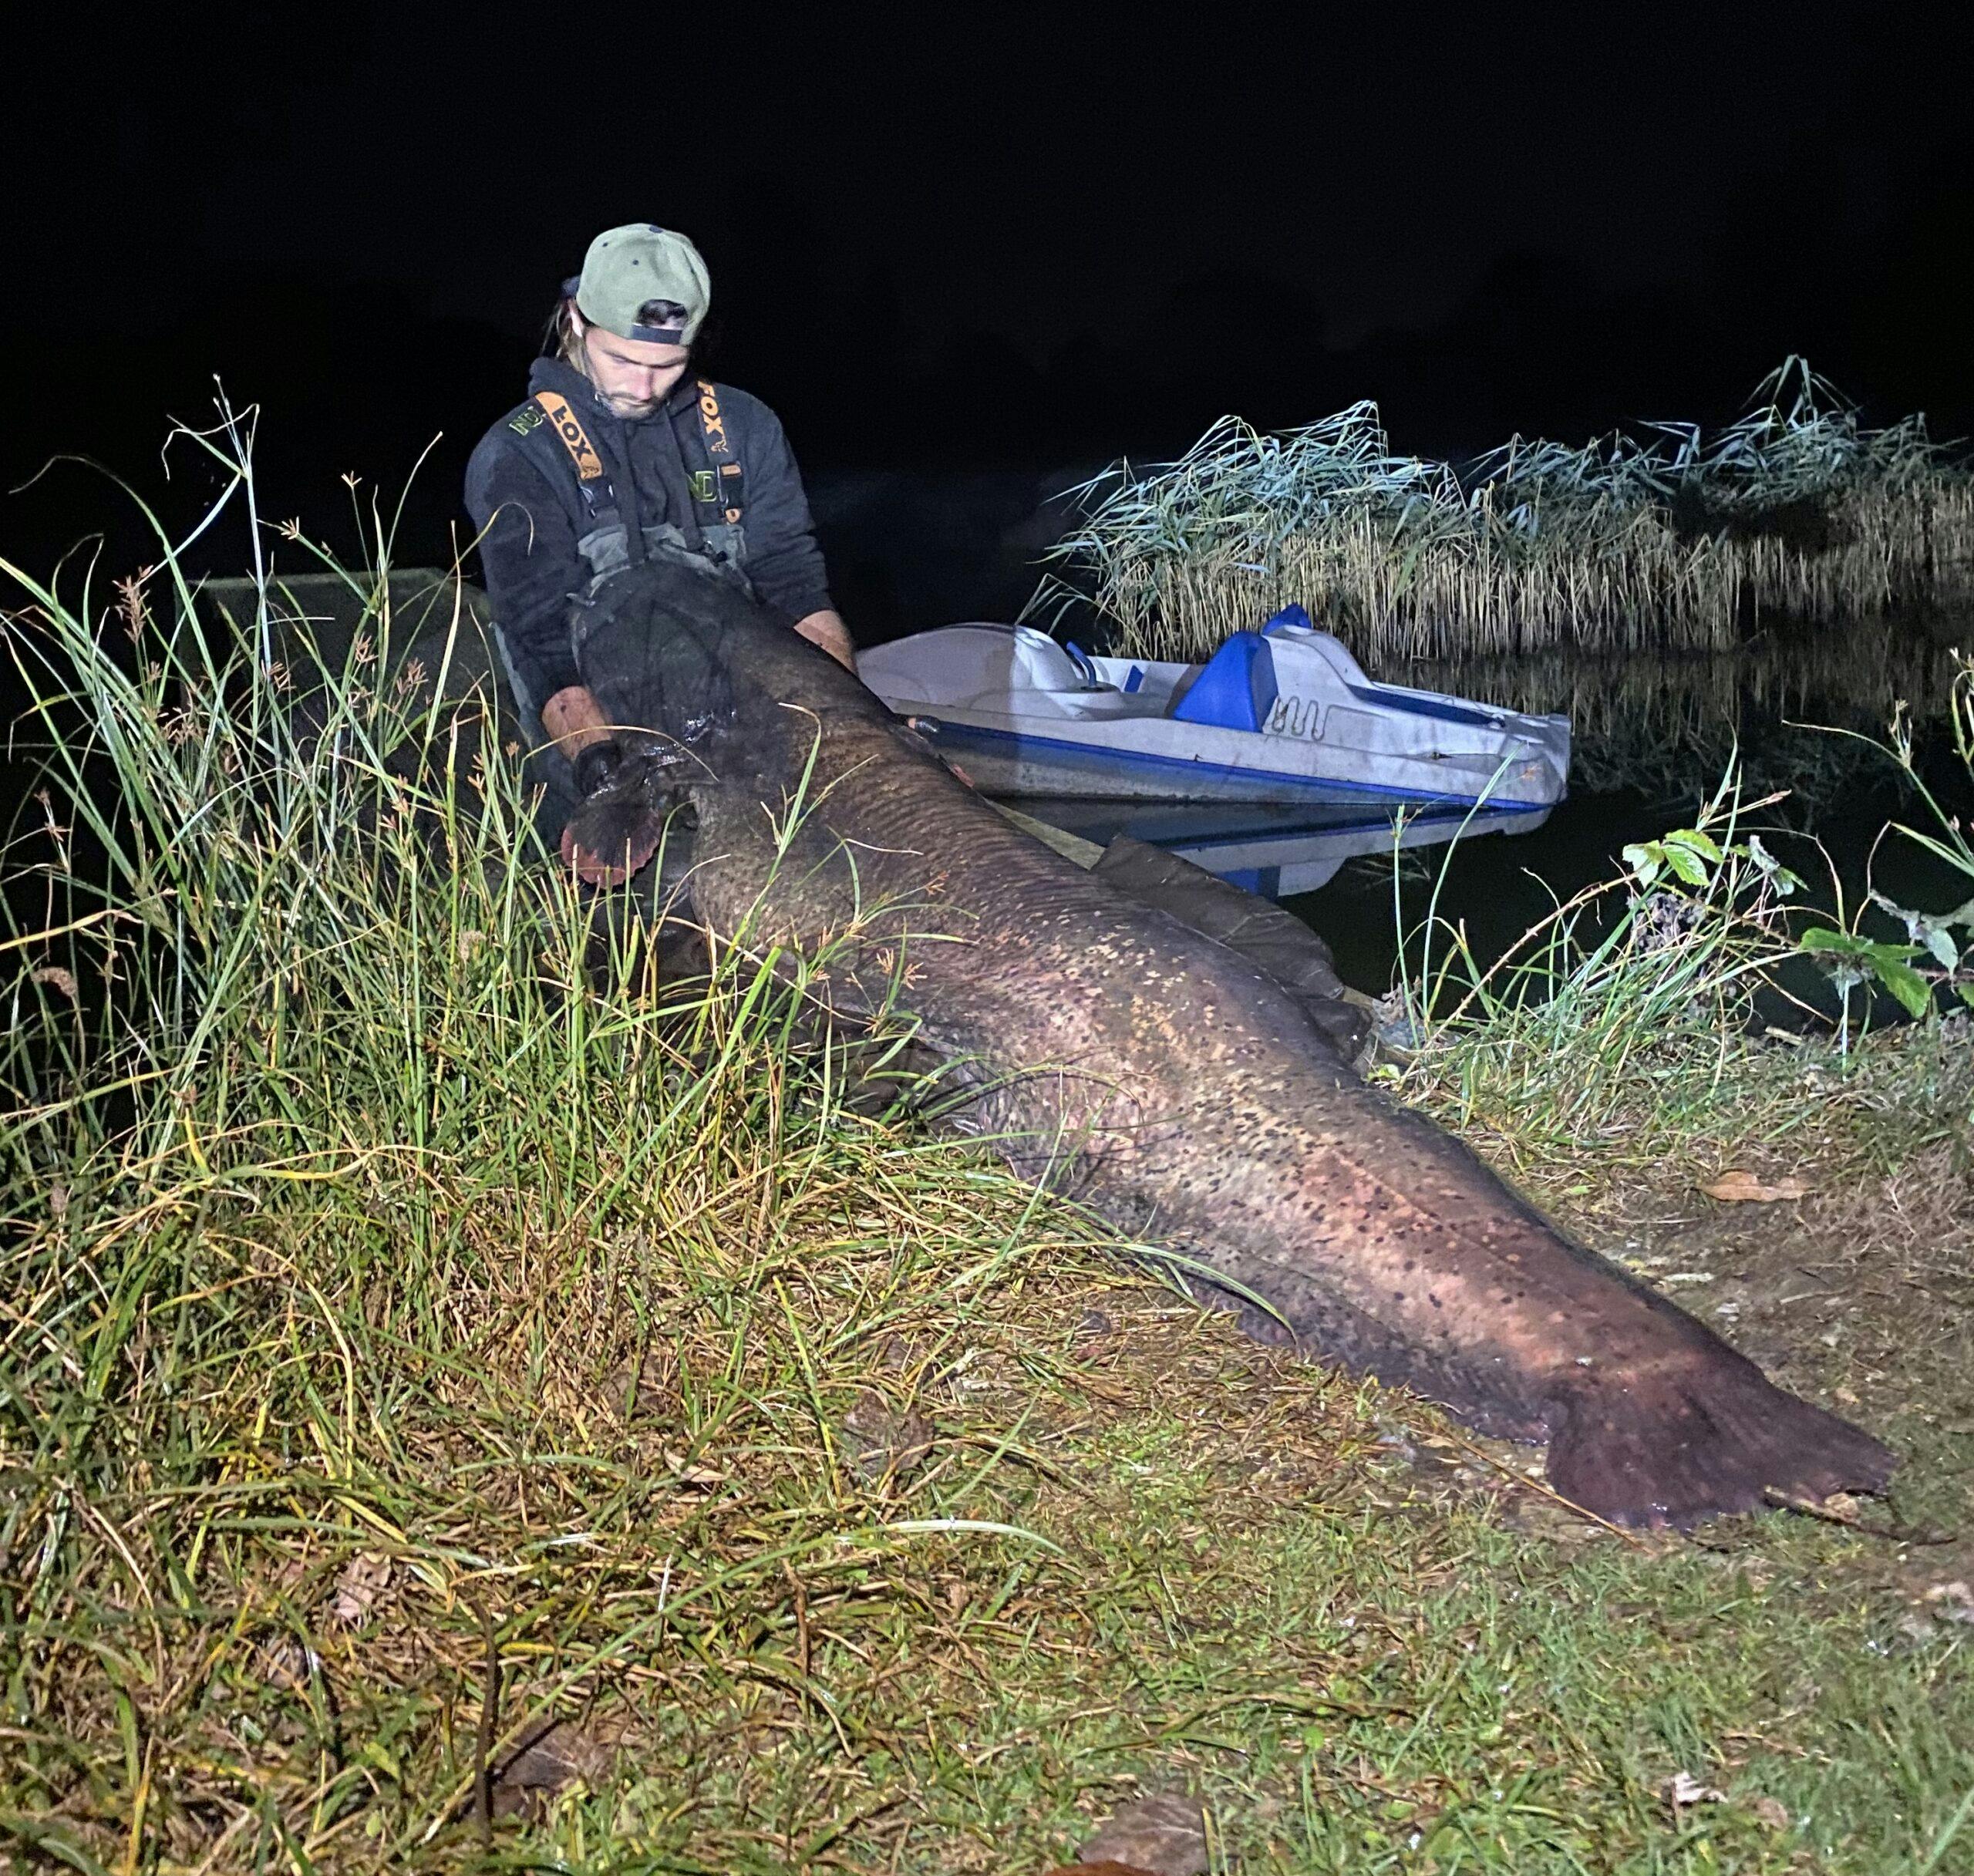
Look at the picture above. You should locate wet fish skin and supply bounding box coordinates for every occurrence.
[578,556,1894,1527]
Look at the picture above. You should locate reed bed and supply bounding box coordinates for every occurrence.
[1044,360,1974,663]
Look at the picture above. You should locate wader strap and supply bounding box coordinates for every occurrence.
[679,377,746,530]
[529,392,611,523]
[512,390,644,565]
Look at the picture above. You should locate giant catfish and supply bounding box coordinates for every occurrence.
[562,552,1893,1527]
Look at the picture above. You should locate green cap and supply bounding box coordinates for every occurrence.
[567,224,710,346]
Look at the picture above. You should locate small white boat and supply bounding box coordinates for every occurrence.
[856,606,1571,808]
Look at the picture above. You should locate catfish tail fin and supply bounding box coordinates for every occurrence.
[1547,1353,1894,1529]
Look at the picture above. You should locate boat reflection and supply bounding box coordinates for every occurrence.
[1011,797,1553,899]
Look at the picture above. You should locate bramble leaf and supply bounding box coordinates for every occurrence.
[1875,956,1935,1019]
[1743,834,1802,895]
[1622,842,1664,887]
[1663,844,1710,887]
[1666,828,1724,864]
[1625,829,1723,891]
[1797,928,1935,1017]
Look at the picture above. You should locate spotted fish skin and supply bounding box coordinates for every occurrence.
[579,556,1895,1527]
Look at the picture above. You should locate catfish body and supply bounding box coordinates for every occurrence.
[577,555,1894,1527]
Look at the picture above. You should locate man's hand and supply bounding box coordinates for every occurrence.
[541,685,615,762]
[793,608,856,671]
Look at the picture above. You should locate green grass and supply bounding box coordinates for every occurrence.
[3,431,1972,1871]
[1039,359,1974,663]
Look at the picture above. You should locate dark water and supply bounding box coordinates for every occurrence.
[1009,624,1974,1005]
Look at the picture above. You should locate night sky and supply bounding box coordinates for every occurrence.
[6,5,1972,621]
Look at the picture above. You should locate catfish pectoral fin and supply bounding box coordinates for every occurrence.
[1546,1354,1895,1529]
[561,797,668,884]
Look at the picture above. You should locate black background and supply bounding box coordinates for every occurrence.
[5,4,1971,629]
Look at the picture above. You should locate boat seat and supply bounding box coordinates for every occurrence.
[1168,631,1278,733]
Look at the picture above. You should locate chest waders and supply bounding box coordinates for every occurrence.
[494,379,752,749]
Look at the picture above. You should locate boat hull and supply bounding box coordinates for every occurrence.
[857,623,1571,810]
[911,712,1567,809]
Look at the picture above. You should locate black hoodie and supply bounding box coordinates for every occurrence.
[465,355,834,716]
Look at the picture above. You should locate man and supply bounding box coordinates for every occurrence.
[466,223,854,882]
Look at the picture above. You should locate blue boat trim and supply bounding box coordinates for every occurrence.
[920,718,1558,812]
[1166,809,1521,853]
[1348,685,1506,729]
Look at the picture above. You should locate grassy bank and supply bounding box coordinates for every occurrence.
[5,463,1974,1870]
[1042,360,1974,664]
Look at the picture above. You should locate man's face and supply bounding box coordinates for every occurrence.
[578,320,691,417]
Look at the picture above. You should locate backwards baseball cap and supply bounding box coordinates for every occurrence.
[563,224,711,346]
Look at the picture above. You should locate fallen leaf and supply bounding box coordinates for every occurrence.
[1077,1792,1209,1875]
[251,1633,318,1692]
[1664,1770,1726,1810]
[878,1333,927,1372]
[327,1551,392,1625]
[1924,1580,1974,1625]
[1700,1170,1813,1204]
[840,1389,934,1482]
[601,1356,676,1423]
[659,1448,726,1487]
[493,1720,612,1820]
[1746,1793,1792,1831]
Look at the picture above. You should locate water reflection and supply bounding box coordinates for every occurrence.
[1014,625,1972,989]
[1016,797,1552,898]
[1400,622,1966,803]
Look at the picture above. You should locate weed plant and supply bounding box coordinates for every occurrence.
[1393,662,1974,1165]
[1389,776,1811,1164]
[1043,360,1974,664]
